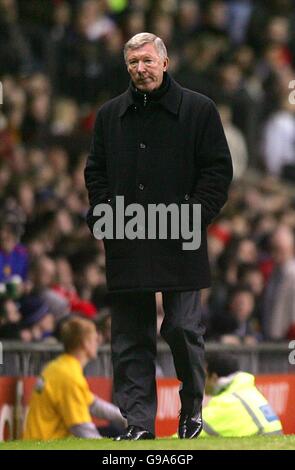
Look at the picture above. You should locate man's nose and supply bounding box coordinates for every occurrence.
[137,60,146,73]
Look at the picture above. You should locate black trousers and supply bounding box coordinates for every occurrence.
[111,290,206,434]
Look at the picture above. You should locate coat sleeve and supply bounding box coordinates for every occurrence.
[84,110,110,232]
[190,101,233,228]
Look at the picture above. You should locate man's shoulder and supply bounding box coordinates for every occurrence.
[45,355,82,381]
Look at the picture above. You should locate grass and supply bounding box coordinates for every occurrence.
[0,435,294,450]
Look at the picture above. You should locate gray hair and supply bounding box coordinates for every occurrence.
[124,32,168,63]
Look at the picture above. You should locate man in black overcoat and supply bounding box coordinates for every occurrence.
[85,32,233,440]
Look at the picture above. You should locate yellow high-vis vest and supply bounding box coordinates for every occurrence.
[201,372,283,437]
[107,0,127,13]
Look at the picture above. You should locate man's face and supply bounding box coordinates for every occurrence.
[205,372,218,396]
[126,42,169,92]
[0,226,17,253]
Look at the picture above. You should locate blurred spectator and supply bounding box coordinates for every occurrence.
[19,293,56,342]
[52,256,98,319]
[207,220,232,267]
[237,262,265,325]
[175,0,201,47]
[217,62,256,151]
[0,209,28,282]
[210,285,259,345]
[0,297,20,322]
[29,256,70,323]
[0,293,56,342]
[262,225,295,340]
[262,97,295,178]
[0,297,23,340]
[227,0,253,45]
[0,0,34,75]
[218,102,248,180]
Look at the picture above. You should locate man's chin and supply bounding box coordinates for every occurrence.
[136,81,156,92]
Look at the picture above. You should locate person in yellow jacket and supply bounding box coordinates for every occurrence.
[23,316,126,440]
[200,353,283,437]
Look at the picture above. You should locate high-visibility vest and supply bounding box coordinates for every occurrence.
[107,0,127,13]
[201,372,283,437]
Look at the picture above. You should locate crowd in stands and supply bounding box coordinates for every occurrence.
[0,0,295,345]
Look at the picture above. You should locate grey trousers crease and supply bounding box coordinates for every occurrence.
[111,290,205,434]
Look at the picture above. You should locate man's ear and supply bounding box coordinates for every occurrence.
[163,57,169,72]
[81,337,88,351]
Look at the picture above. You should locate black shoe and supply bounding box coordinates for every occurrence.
[114,425,155,441]
[178,410,203,439]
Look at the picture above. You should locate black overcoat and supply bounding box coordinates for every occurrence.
[85,75,233,292]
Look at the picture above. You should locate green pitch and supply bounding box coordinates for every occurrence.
[0,436,294,450]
